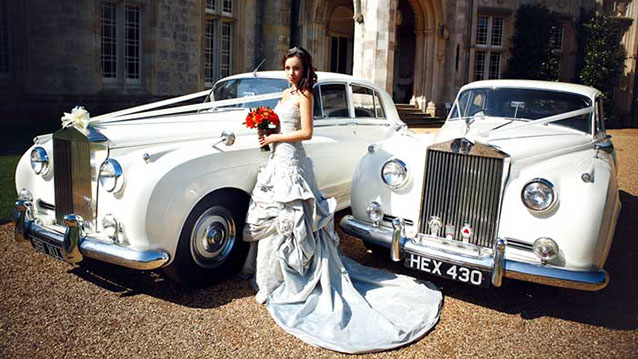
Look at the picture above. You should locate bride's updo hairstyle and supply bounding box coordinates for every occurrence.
[282,46,317,94]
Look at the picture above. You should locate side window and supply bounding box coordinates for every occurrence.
[595,96,605,134]
[313,87,323,119]
[351,85,375,118]
[319,84,349,118]
[374,91,386,118]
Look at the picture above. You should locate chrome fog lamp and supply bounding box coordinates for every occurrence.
[533,237,559,261]
[366,201,383,226]
[102,214,121,242]
[30,147,49,175]
[99,159,124,193]
[381,159,408,189]
[521,178,556,212]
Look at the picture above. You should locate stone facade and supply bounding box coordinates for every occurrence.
[1,0,636,125]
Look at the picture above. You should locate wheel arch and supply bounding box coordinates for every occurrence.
[147,173,254,265]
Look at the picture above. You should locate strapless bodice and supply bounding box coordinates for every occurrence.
[272,94,303,155]
[274,96,301,134]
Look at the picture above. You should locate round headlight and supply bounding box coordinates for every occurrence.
[30,147,49,175]
[521,178,556,212]
[366,201,383,226]
[381,159,408,189]
[533,237,559,261]
[99,159,124,193]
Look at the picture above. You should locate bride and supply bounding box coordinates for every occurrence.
[242,47,442,354]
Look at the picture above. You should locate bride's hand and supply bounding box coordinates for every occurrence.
[259,133,277,146]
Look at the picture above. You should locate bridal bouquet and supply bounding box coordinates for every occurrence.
[245,106,280,151]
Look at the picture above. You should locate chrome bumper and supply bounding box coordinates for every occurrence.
[340,215,609,291]
[14,199,170,271]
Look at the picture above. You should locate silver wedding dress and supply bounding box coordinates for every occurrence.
[242,93,443,354]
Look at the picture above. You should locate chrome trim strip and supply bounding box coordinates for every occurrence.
[340,216,609,291]
[37,199,55,211]
[14,204,169,270]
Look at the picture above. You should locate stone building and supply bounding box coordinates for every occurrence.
[1,0,636,125]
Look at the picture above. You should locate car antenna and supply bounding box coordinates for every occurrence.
[252,58,267,77]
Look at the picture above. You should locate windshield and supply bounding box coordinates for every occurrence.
[449,88,593,133]
[210,78,289,109]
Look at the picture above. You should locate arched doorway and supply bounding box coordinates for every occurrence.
[328,5,354,74]
[392,0,416,103]
[298,0,355,73]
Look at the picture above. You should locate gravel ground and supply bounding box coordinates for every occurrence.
[1,129,638,358]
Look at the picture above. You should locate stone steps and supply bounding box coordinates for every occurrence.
[395,103,445,127]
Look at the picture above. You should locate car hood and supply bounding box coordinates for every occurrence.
[91,110,252,148]
[434,118,593,162]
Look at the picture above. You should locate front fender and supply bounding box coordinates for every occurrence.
[499,148,619,269]
[97,137,268,262]
[351,131,435,236]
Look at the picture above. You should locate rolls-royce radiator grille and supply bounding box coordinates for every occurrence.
[419,139,507,248]
[53,128,93,225]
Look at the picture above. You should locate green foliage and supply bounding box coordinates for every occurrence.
[576,10,626,122]
[0,155,19,224]
[503,4,559,81]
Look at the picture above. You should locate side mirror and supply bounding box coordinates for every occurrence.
[594,135,613,153]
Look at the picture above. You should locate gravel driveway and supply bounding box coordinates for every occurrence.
[1,129,637,358]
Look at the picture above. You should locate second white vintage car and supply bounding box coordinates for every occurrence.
[13,71,399,287]
[340,80,621,291]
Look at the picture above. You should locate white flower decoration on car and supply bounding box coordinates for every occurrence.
[61,106,91,134]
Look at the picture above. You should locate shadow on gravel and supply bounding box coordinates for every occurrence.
[67,258,253,309]
[345,191,638,331]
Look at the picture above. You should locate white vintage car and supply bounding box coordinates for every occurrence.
[13,71,399,286]
[340,80,621,291]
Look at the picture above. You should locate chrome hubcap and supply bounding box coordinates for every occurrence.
[190,207,236,268]
[203,223,225,252]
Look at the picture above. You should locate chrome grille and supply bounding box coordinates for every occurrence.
[420,139,507,248]
[53,127,93,225]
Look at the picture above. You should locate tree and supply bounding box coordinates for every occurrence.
[576,10,625,124]
[503,4,559,81]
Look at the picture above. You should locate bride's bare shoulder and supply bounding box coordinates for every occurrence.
[281,87,292,101]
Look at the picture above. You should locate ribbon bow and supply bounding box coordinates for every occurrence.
[61,106,91,134]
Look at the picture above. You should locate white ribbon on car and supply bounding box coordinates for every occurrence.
[60,106,91,134]
[469,106,594,144]
[91,91,283,124]
[60,90,284,132]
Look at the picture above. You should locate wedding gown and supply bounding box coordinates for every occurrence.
[242,93,443,354]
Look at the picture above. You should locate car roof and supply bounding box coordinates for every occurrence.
[460,80,600,99]
[216,71,379,89]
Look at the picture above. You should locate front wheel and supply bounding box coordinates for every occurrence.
[163,193,249,287]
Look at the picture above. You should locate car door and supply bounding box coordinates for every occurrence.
[349,83,395,153]
[304,82,358,208]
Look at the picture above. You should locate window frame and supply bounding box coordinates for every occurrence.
[0,0,12,81]
[203,0,234,87]
[349,83,387,120]
[472,15,505,81]
[99,1,146,89]
[99,1,144,87]
[594,95,606,137]
[314,82,351,120]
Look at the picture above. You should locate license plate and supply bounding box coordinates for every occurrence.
[405,253,490,287]
[30,237,65,262]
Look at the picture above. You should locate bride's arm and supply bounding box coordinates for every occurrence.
[260,90,313,145]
